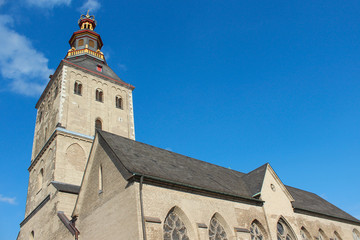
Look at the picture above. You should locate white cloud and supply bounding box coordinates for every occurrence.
[79,0,101,13]
[26,0,71,8]
[0,0,6,7]
[0,15,53,96]
[0,194,16,205]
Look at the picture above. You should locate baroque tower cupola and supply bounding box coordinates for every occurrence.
[67,10,104,61]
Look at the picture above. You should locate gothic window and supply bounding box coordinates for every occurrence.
[37,168,44,191]
[353,230,360,240]
[30,231,34,240]
[334,231,342,240]
[115,96,123,109]
[74,81,82,95]
[277,218,295,240]
[209,216,228,240]
[250,221,265,240]
[96,89,103,102]
[78,39,84,46]
[318,229,327,240]
[163,211,189,240]
[89,40,94,48]
[95,119,102,130]
[300,227,311,240]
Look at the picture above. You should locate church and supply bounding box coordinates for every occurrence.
[18,12,360,240]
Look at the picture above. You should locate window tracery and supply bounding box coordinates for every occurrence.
[300,227,310,240]
[163,211,189,240]
[209,217,228,240]
[250,221,264,240]
[276,219,295,240]
[353,230,360,240]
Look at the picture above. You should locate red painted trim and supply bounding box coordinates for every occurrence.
[62,59,135,89]
[69,30,103,47]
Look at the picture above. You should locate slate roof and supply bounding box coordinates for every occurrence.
[97,130,360,224]
[64,55,133,89]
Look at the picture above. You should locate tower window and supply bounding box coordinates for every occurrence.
[78,39,84,46]
[37,168,44,191]
[30,231,34,240]
[115,96,123,109]
[38,111,43,123]
[89,40,95,48]
[96,65,103,72]
[95,89,103,102]
[74,81,82,95]
[95,119,102,130]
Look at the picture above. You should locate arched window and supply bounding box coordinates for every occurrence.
[115,96,123,109]
[209,216,228,240]
[38,111,43,123]
[318,229,327,240]
[30,231,34,240]
[277,218,296,240]
[98,165,103,193]
[89,40,94,48]
[78,39,84,46]
[334,231,342,240]
[353,230,360,240]
[37,168,44,191]
[250,221,266,240]
[74,81,82,95]
[300,227,311,240]
[95,119,102,130]
[95,89,103,102]
[163,210,189,240]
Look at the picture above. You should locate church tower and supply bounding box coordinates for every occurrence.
[18,12,135,240]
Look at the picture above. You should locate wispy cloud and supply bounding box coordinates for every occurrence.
[0,194,16,205]
[79,0,101,13]
[25,0,71,8]
[0,0,6,7]
[0,15,53,96]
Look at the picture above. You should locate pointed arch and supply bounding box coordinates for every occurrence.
[29,231,34,240]
[334,231,342,240]
[318,229,327,240]
[66,143,86,171]
[250,219,268,240]
[208,213,231,240]
[276,217,297,240]
[300,227,311,240]
[163,206,194,240]
[353,229,360,240]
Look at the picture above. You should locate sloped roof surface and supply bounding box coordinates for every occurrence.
[65,55,128,85]
[287,186,360,223]
[98,130,360,224]
[241,163,268,196]
[99,130,252,198]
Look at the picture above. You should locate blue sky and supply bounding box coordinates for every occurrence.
[1,0,360,238]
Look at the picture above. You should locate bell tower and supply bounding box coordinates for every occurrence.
[18,12,135,240]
